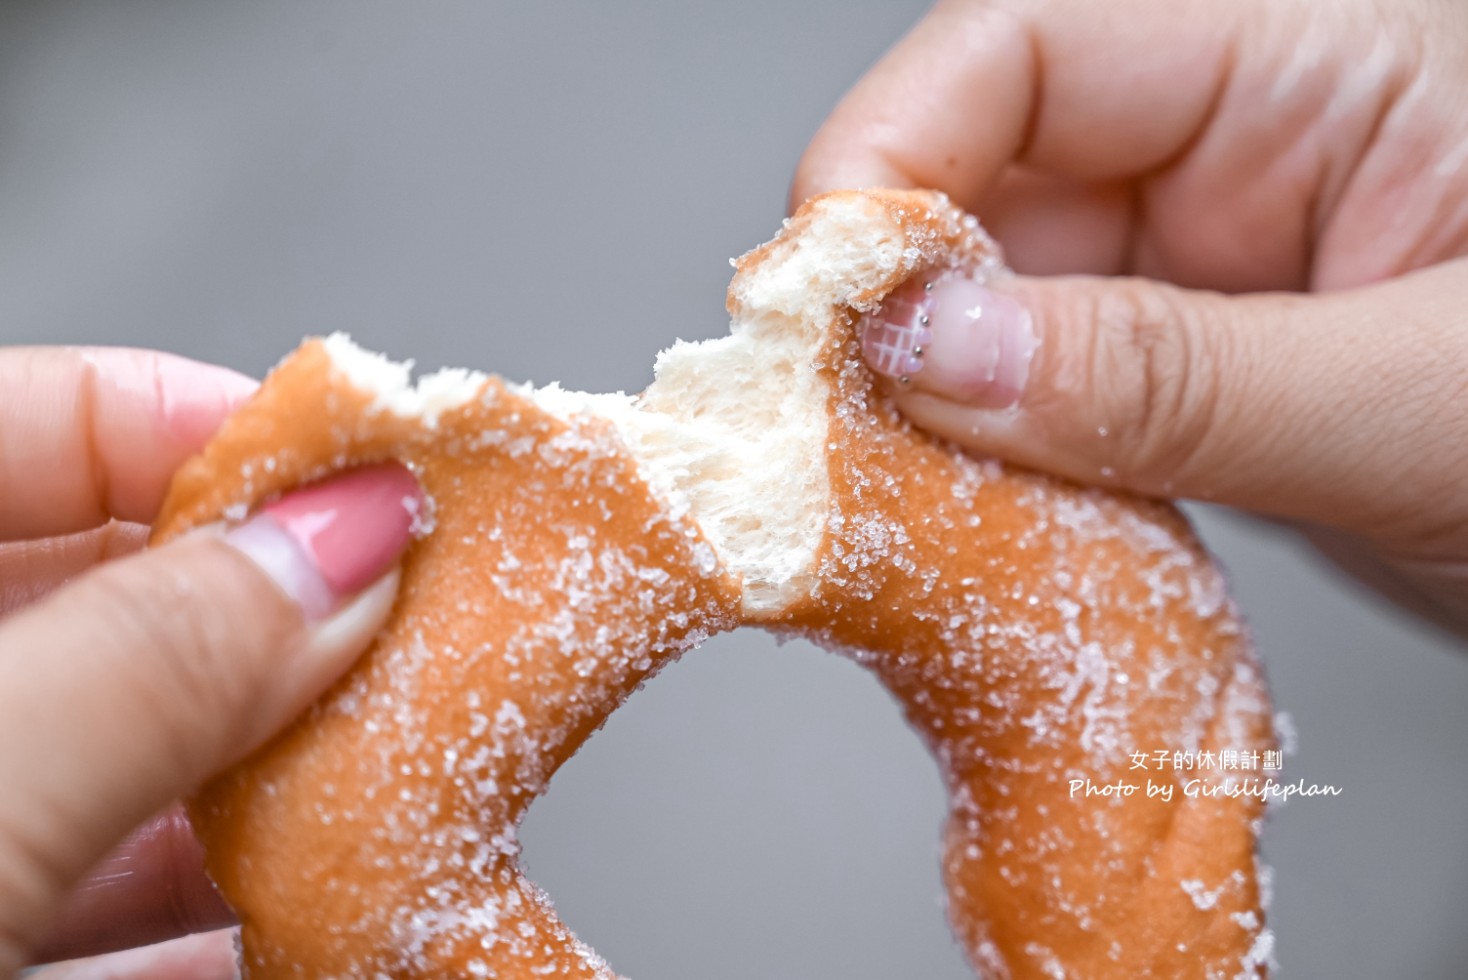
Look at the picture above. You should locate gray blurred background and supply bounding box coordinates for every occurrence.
[3,3,1466,977]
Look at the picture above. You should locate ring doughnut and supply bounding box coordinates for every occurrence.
[153,189,1277,979]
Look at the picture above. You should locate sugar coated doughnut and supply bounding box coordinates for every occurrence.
[153,190,1277,978]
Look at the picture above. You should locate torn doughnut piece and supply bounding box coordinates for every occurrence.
[154,189,1276,979]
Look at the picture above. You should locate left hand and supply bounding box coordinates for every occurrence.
[0,348,254,977]
[0,348,418,979]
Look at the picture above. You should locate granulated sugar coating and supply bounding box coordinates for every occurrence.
[154,190,1277,979]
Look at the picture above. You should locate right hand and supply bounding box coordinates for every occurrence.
[793,0,1468,636]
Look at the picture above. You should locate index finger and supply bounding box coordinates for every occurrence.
[0,348,256,542]
[790,0,1236,212]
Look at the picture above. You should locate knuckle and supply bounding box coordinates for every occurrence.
[1085,282,1227,486]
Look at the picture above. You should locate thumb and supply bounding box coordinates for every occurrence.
[861,261,1468,542]
[0,463,423,970]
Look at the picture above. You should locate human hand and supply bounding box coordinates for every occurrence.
[0,348,423,978]
[793,0,1468,635]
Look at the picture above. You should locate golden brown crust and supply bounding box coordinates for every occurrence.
[786,337,1272,976]
[764,192,1275,977]
[157,351,743,977]
[154,190,1274,979]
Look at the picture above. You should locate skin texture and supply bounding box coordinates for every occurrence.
[0,350,409,979]
[152,192,1275,979]
[793,0,1468,636]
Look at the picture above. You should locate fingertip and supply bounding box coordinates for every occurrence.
[789,134,916,214]
[889,387,1032,464]
[91,349,259,528]
[298,566,402,682]
[791,1,1034,215]
[859,270,1038,407]
[0,347,260,540]
[224,463,424,621]
[866,272,1138,493]
[124,350,258,451]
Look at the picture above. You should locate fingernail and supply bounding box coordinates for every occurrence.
[861,271,1038,408]
[224,463,423,620]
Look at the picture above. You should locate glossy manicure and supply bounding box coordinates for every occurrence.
[862,271,1038,408]
[225,463,424,620]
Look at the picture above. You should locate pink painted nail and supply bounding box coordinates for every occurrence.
[861,271,1038,409]
[224,463,424,620]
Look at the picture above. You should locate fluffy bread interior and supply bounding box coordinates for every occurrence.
[531,308,829,616]
[320,319,829,618]
[320,195,922,616]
